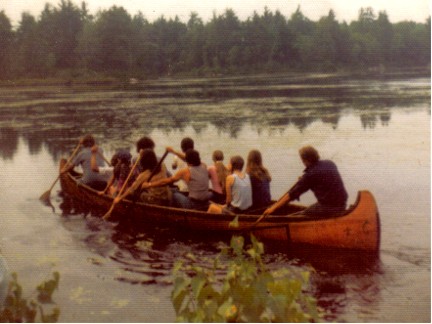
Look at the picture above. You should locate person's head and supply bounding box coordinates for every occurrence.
[299,146,320,166]
[81,134,95,148]
[246,149,271,181]
[185,149,201,166]
[115,149,132,165]
[113,149,132,179]
[110,155,119,167]
[136,136,155,152]
[212,150,224,162]
[230,155,244,172]
[140,148,158,172]
[247,149,263,168]
[180,137,194,153]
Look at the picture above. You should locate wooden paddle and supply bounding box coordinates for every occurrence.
[39,143,82,205]
[102,150,144,220]
[250,180,300,227]
[148,150,169,182]
[128,150,171,204]
[98,151,111,166]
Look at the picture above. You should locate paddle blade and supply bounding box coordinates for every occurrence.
[102,205,115,220]
[39,190,52,206]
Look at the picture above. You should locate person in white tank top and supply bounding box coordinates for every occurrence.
[208,155,252,214]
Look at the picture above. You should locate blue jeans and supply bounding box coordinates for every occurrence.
[172,191,209,210]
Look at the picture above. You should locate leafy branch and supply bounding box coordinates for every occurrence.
[171,235,323,322]
[0,272,60,323]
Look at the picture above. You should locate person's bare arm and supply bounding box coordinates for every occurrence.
[225,175,234,206]
[166,146,186,161]
[91,145,100,172]
[142,168,188,189]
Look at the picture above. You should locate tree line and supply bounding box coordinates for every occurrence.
[0,0,430,79]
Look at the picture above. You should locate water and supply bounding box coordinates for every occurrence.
[0,74,430,322]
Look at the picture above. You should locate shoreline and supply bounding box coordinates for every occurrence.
[0,67,429,88]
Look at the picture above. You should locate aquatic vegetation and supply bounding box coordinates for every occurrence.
[0,272,60,323]
[171,235,322,322]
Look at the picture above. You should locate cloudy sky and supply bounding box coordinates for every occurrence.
[2,0,430,27]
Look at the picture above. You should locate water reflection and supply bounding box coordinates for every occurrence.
[0,127,18,160]
[0,81,429,160]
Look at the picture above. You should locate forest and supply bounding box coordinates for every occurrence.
[0,0,430,80]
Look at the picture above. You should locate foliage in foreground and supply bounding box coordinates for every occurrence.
[0,272,60,323]
[171,235,322,322]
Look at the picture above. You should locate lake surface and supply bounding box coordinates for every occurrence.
[0,74,430,322]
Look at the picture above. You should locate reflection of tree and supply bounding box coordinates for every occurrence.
[360,114,377,129]
[290,116,316,132]
[321,114,340,129]
[210,117,244,138]
[2,75,430,160]
[379,111,391,126]
[0,127,19,159]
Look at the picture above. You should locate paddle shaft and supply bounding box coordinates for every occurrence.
[252,180,299,226]
[103,151,144,219]
[98,151,111,166]
[148,150,169,182]
[45,143,82,194]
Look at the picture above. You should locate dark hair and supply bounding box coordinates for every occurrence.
[113,149,132,181]
[185,149,201,166]
[180,137,194,153]
[140,149,159,172]
[299,146,320,165]
[246,149,271,181]
[136,136,155,152]
[81,134,95,148]
[230,155,244,171]
[111,149,132,167]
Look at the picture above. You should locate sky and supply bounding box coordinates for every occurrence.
[1,0,430,27]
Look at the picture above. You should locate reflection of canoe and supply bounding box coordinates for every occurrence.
[59,159,380,252]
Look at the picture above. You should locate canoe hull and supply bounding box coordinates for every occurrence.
[59,160,380,252]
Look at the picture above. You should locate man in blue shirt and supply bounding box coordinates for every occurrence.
[264,146,348,217]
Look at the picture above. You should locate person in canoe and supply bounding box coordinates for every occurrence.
[142,149,210,210]
[207,155,252,215]
[246,149,272,209]
[112,149,172,206]
[263,145,348,217]
[167,137,194,194]
[61,134,110,190]
[92,147,132,197]
[208,150,229,204]
[133,136,171,178]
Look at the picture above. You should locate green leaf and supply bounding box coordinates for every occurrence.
[172,277,189,301]
[191,276,206,299]
[172,261,184,275]
[172,289,188,314]
[301,271,310,283]
[229,215,239,228]
[230,236,244,255]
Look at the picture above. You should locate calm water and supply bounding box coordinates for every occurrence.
[0,74,430,322]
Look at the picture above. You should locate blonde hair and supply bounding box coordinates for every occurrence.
[212,150,229,194]
[246,149,271,181]
[212,150,224,162]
